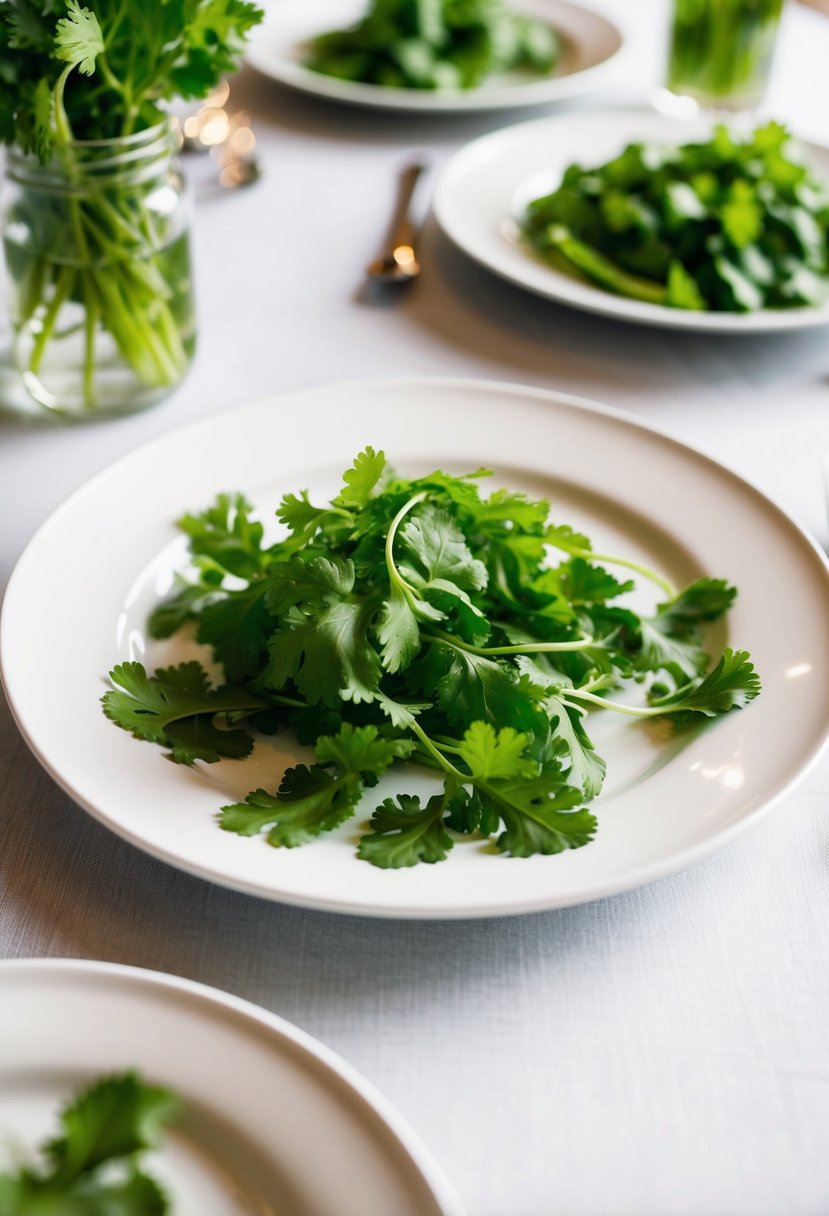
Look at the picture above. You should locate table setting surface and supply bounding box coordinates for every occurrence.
[1,2,828,1214]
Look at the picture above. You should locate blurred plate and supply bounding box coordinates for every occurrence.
[245,0,625,112]
[0,958,463,1216]
[433,108,829,331]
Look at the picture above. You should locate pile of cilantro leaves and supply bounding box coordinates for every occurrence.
[103,448,761,869]
[0,1072,180,1216]
[305,0,559,91]
[523,122,829,312]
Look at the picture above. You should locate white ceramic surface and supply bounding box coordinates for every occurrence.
[3,378,829,918]
[433,109,829,332]
[0,958,463,1216]
[245,0,625,112]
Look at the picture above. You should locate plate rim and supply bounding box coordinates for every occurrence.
[244,0,627,114]
[0,956,466,1216]
[432,107,829,333]
[3,375,829,919]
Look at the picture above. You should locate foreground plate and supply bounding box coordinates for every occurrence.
[3,378,829,917]
[433,109,829,332]
[245,0,625,113]
[0,958,462,1215]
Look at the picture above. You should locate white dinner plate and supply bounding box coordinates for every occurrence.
[433,109,829,332]
[0,958,462,1215]
[245,0,625,113]
[3,378,829,918]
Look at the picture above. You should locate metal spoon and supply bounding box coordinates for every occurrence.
[366,161,428,283]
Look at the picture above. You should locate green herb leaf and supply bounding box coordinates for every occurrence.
[358,792,454,868]
[0,1072,179,1215]
[54,1,103,76]
[651,647,761,718]
[334,445,387,507]
[266,601,382,707]
[102,661,262,762]
[220,766,362,846]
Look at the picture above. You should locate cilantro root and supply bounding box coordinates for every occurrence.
[103,448,761,868]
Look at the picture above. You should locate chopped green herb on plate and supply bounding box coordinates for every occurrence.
[522,122,829,312]
[306,0,559,90]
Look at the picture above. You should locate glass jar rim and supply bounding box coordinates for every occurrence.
[7,119,178,189]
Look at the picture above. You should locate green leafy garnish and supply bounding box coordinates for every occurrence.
[0,0,263,408]
[523,123,829,312]
[0,1072,180,1216]
[306,0,559,91]
[104,448,761,867]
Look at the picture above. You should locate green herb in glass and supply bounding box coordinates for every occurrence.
[0,0,263,416]
[667,0,785,111]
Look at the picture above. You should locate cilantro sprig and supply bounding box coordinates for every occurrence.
[0,1072,180,1216]
[103,448,761,868]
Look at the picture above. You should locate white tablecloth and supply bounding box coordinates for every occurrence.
[1,3,828,1214]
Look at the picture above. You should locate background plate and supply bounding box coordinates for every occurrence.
[245,0,625,112]
[433,109,829,332]
[0,958,463,1215]
[3,378,829,917]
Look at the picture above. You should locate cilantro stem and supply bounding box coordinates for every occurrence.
[588,552,676,599]
[547,538,676,599]
[426,629,594,656]
[564,687,674,718]
[408,719,464,779]
[29,265,74,374]
[385,490,429,601]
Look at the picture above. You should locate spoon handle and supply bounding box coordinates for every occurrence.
[380,161,427,259]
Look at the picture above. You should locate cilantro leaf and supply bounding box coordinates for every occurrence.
[549,557,634,604]
[358,792,455,868]
[484,772,597,858]
[176,493,265,580]
[397,504,488,594]
[48,1073,179,1179]
[264,555,354,615]
[456,721,536,781]
[0,1072,179,1215]
[658,578,737,622]
[334,446,387,508]
[102,662,263,762]
[413,643,525,730]
[376,583,422,674]
[221,766,362,846]
[650,647,761,718]
[544,694,607,798]
[314,722,413,778]
[635,579,737,682]
[54,1,103,76]
[266,601,381,707]
[196,581,274,684]
[636,615,708,682]
[276,489,331,536]
[148,570,225,640]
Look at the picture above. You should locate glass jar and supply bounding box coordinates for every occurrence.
[2,122,196,417]
[666,0,785,112]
